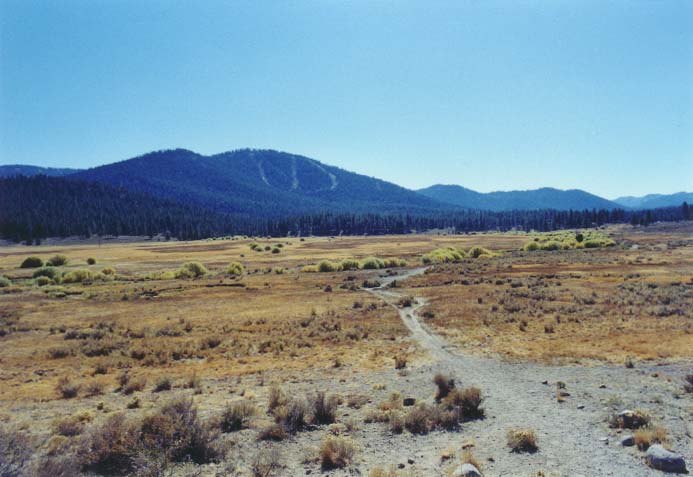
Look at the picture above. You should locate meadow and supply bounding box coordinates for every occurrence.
[0,224,691,476]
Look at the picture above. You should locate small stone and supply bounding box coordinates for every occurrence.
[577,404,585,409]
[542,380,549,385]
[599,384,607,388]
[407,458,415,464]
[599,437,609,444]
[621,435,635,446]
[452,463,482,477]
[646,445,687,473]
[397,463,405,469]
[403,397,416,406]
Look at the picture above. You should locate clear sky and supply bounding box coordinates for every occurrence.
[1,0,691,198]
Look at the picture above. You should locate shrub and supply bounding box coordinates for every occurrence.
[62,269,94,284]
[176,262,208,278]
[35,276,51,286]
[433,373,455,401]
[122,376,147,395]
[251,447,283,477]
[540,241,561,251]
[317,260,339,272]
[268,385,288,413]
[33,267,57,279]
[153,376,173,392]
[507,428,538,452]
[52,413,91,437]
[55,376,79,398]
[360,257,384,270]
[219,400,257,432]
[275,398,309,433]
[383,258,407,268]
[0,276,11,288]
[20,256,43,268]
[271,247,280,254]
[301,265,319,273]
[394,354,407,370]
[422,247,465,264]
[48,347,72,359]
[311,392,338,425]
[139,398,222,464]
[86,257,96,265]
[634,425,668,451]
[227,262,245,277]
[320,436,356,470]
[523,241,540,251]
[101,267,116,275]
[257,423,288,441]
[442,387,484,420]
[78,413,139,474]
[468,246,493,258]
[0,427,32,477]
[404,404,435,434]
[47,254,68,266]
[609,409,650,429]
[339,259,360,271]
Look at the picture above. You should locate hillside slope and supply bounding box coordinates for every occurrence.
[72,149,453,217]
[0,165,81,177]
[614,192,693,209]
[418,184,621,211]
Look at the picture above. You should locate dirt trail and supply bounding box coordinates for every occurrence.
[365,267,691,476]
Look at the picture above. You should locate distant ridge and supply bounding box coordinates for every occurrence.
[614,192,693,209]
[417,184,621,211]
[0,164,81,177]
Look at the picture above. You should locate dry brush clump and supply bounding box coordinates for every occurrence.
[507,428,538,453]
[219,400,258,432]
[634,425,669,451]
[320,435,357,470]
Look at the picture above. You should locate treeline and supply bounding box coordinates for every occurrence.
[0,176,689,243]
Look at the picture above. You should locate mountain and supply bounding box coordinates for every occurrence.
[0,175,236,242]
[71,149,453,217]
[417,184,622,211]
[0,165,81,177]
[613,192,693,209]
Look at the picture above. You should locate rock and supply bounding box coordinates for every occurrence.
[407,458,415,464]
[646,445,687,473]
[452,463,482,477]
[397,463,405,469]
[577,404,585,409]
[403,397,416,406]
[599,437,609,444]
[620,435,635,446]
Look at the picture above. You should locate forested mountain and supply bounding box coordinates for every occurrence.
[614,192,693,209]
[1,176,688,243]
[72,149,453,217]
[0,176,238,243]
[0,165,81,177]
[417,184,622,211]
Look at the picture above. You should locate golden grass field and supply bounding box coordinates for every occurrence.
[0,223,692,476]
[0,225,691,405]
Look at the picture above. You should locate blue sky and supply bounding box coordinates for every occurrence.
[1,0,691,198]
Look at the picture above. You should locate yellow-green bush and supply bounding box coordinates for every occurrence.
[226,262,244,277]
[468,246,493,258]
[422,247,466,264]
[20,256,44,268]
[339,259,360,271]
[62,269,94,284]
[0,276,11,287]
[175,262,208,279]
[47,254,68,266]
[360,257,385,270]
[317,260,340,273]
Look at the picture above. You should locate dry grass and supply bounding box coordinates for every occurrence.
[320,435,357,469]
[400,225,693,363]
[507,428,538,453]
[633,425,669,451]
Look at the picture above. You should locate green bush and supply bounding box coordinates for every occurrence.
[271,247,281,254]
[35,276,52,286]
[101,267,116,275]
[0,276,11,287]
[422,247,466,264]
[302,265,319,273]
[360,257,385,270]
[339,259,360,271]
[468,246,493,258]
[383,258,407,268]
[523,241,540,251]
[176,262,208,279]
[226,262,244,277]
[317,260,339,273]
[539,241,561,251]
[33,267,58,279]
[47,254,68,266]
[87,257,97,265]
[62,269,94,284]
[21,256,44,268]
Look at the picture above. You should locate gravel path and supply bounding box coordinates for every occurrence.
[356,267,692,476]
